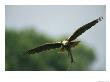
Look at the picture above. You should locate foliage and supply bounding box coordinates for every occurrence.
[5,28,95,71]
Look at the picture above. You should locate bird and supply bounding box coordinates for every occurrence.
[25,16,103,63]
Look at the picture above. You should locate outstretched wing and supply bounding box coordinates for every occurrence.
[68,16,103,42]
[26,42,62,54]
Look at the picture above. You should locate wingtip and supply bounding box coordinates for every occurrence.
[98,16,103,21]
[24,50,34,55]
[24,51,30,55]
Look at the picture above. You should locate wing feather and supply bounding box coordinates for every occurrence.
[26,42,62,54]
[68,16,103,41]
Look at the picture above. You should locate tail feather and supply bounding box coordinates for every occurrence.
[70,41,80,48]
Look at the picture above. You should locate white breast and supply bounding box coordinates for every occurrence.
[62,40,68,45]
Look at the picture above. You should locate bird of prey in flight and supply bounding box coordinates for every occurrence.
[26,16,103,63]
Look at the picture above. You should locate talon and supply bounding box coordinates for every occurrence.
[60,47,65,52]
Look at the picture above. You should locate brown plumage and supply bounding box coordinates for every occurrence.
[27,43,62,54]
[68,16,103,41]
[26,16,103,63]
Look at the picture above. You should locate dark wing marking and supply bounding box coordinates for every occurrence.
[26,42,62,54]
[68,16,103,42]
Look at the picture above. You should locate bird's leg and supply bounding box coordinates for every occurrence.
[58,46,65,54]
[59,45,65,52]
[68,49,75,63]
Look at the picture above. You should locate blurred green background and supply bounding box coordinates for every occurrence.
[5,5,106,71]
[5,28,95,71]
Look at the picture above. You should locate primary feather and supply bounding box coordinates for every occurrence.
[68,16,103,42]
[26,42,62,54]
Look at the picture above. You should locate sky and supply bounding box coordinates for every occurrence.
[5,5,106,70]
